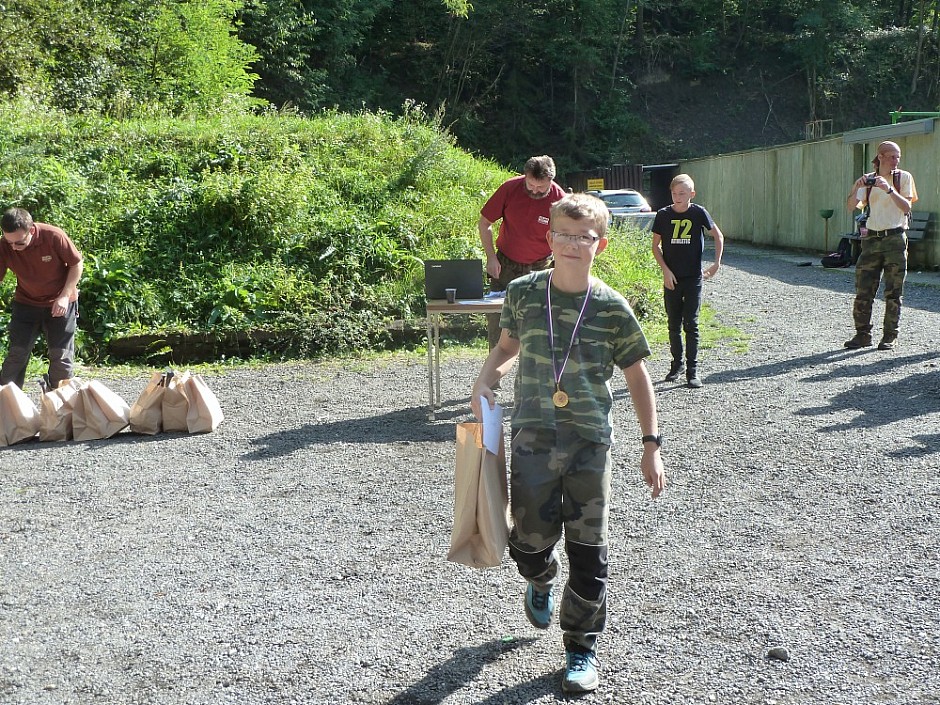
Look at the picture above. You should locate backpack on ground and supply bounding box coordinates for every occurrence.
[821,237,853,268]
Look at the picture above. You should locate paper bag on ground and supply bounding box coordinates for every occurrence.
[129,372,167,435]
[38,378,83,442]
[161,371,191,433]
[72,380,131,441]
[183,374,223,433]
[0,382,41,446]
[447,422,509,569]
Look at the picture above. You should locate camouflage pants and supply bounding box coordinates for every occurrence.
[486,251,552,348]
[853,232,907,338]
[508,425,611,652]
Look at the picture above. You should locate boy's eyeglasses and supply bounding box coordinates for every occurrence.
[551,231,599,247]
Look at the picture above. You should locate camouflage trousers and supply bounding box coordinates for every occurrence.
[508,425,611,652]
[486,251,552,348]
[853,232,908,338]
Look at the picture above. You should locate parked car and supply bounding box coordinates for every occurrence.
[589,189,652,217]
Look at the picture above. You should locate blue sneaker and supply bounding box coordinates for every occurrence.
[524,583,554,629]
[562,648,599,693]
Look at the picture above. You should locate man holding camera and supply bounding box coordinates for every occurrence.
[844,140,917,350]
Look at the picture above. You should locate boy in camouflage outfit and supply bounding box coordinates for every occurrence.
[471,193,666,694]
[844,140,918,350]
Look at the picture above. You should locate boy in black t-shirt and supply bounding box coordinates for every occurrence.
[651,174,725,388]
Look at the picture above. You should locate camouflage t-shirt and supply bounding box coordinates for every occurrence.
[500,269,651,445]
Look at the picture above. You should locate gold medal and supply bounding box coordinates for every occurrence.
[552,389,569,408]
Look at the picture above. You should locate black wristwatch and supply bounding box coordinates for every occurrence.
[641,434,662,448]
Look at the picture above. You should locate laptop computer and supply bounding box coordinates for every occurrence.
[424,259,485,300]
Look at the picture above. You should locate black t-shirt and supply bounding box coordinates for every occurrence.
[653,203,716,278]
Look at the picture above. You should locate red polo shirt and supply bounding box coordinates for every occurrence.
[481,176,566,264]
[0,223,83,306]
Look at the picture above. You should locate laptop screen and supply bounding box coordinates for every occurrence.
[423,259,485,300]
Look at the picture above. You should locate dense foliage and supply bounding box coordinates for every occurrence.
[0,101,664,362]
[0,101,495,355]
[5,1,940,171]
[5,0,932,363]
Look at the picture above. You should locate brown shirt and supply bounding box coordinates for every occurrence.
[0,223,83,306]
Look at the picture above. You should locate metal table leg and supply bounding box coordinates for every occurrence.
[434,312,442,408]
[427,313,436,420]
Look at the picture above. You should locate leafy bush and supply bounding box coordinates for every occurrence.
[0,99,662,362]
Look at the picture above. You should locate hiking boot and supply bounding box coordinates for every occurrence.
[844,333,872,349]
[562,648,599,693]
[878,336,896,350]
[686,374,703,389]
[524,584,554,630]
[664,362,685,382]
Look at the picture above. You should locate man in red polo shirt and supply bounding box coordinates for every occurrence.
[0,207,83,390]
[479,155,566,348]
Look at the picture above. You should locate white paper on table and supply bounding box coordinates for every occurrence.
[480,395,503,455]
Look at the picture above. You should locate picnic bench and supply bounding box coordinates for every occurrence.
[844,210,935,264]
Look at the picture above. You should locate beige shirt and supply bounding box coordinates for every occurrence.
[856,170,918,231]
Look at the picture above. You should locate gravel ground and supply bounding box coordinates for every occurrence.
[2,243,939,705]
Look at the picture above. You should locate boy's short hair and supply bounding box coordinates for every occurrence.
[524,155,556,181]
[670,174,695,191]
[551,193,609,237]
[1,207,33,234]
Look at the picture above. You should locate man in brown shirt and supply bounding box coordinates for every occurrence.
[0,207,83,389]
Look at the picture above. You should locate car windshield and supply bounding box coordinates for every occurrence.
[601,193,644,207]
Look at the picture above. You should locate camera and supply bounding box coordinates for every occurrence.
[864,175,877,186]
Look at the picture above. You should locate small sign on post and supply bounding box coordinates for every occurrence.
[586,178,605,191]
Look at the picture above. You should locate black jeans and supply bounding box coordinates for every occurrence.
[663,275,703,370]
[1,300,77,389]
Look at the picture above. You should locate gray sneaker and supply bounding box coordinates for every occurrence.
[664,362,685,382]
[562,648,599,693]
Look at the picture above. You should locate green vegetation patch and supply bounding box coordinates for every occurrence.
[0,100,665,364]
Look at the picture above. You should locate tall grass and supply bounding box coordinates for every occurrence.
[0,98,663,362]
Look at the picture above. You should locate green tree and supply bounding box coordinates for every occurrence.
[0,0,261,115]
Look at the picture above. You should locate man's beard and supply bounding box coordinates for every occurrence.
[524,185,550,199]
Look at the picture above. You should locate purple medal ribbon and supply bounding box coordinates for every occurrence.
[546,270,593,407]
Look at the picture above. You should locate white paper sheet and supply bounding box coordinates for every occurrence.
[480,395,503,455]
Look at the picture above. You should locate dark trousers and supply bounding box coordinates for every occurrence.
[1,300,78,389]
[664,275,703,370]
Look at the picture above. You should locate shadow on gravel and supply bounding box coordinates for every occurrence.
[797,365,940,433]
[1,429,188,452]
[702,349,938,386]
[242,401,473,460]
[887,432,940,457]
[726,251,940,313]
[386,637,547,705]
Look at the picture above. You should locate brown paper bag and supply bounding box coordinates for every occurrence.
[129,372,168,435]
[38,378,82,442]
[447,422,509,569]
[0,382,41,446]
[183,374,223,433]
[72,380,131,441]
[161,371,191,433]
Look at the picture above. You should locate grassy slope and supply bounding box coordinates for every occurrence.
[0,100,665,369]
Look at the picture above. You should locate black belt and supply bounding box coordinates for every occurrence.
[867,227,905,238]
